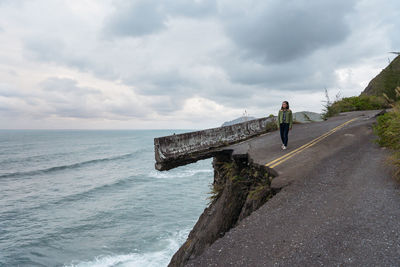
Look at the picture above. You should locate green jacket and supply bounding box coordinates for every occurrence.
[277,109,293,129]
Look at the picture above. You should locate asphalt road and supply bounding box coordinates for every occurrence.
[186,110,400,266]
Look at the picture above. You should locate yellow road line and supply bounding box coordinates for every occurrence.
[265,122,346,166]
[269,127,343,168]
[265,118,358,168]
[265,118,355,166]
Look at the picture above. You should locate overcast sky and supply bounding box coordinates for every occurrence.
[0,0,399,129]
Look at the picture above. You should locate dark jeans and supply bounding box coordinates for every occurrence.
[280,123,289,146]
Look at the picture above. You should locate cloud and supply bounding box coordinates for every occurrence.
[219,0,356,64]
[40,77,101,95]
[0,76,152,122]
[166,0,216,18]
[0,82,40,119]
[103,0,217,38]
[0,83,23,97]
[1,0,399,129]
[104,0,167,37]
[37,77,151,119]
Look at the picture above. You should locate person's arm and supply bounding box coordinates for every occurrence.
[276,111,281,128]
[289,110,293,129]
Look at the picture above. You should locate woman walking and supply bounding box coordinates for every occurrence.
[277,101,293,150]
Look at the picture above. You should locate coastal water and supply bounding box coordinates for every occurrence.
[0,130,213,266]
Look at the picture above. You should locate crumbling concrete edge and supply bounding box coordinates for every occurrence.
[155,117,278,171]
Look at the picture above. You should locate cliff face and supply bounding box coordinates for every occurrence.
[168,151,279,267]
[362,55,400,100]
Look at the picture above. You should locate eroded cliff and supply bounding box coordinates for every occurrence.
[168,150,279,267]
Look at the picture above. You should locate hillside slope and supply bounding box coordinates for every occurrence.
[362,55,400,99]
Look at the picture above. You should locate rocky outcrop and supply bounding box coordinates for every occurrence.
[221,116,257,126]
[293,111,323,123]
[168,150,278,267]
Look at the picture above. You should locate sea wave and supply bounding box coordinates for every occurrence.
[0,150,145,179]
[0,146,95,166]
[65,230,189,267]
[48,175,143,207]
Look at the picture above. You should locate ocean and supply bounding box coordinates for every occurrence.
[0,130,213,267]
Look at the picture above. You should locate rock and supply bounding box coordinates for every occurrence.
[221,116,257,126]
[293,111,323,123]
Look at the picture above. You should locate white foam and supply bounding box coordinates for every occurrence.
[148,169,213,179]
[66,251,168,267]
[65,230,190,267]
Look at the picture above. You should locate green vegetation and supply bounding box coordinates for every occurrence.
[248,172,272,200]
[323,55,400,120]
[207,162,233,203]
[265,120,278,131]
[322,93,388,120]
[207,158,273,203]
[373,88,400,181]
[373,104,400,180]
[208,182,225,203]
[363,55,400,99]
[374,104,400,149]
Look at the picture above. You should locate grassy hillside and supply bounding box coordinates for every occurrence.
[362,55,400,100]
[323,55,400,119]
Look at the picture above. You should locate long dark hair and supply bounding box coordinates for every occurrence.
[281,101,289,110]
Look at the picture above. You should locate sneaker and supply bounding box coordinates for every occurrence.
[281,144,285,149]
[283,146,287,150]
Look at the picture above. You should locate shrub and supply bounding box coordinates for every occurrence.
[374,103,400,150]
[373,102,400,180]
[323,94,388,119]
[265,120,278,132]
[389,151,400,180]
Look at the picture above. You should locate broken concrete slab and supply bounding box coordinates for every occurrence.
[154,117,277,170]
